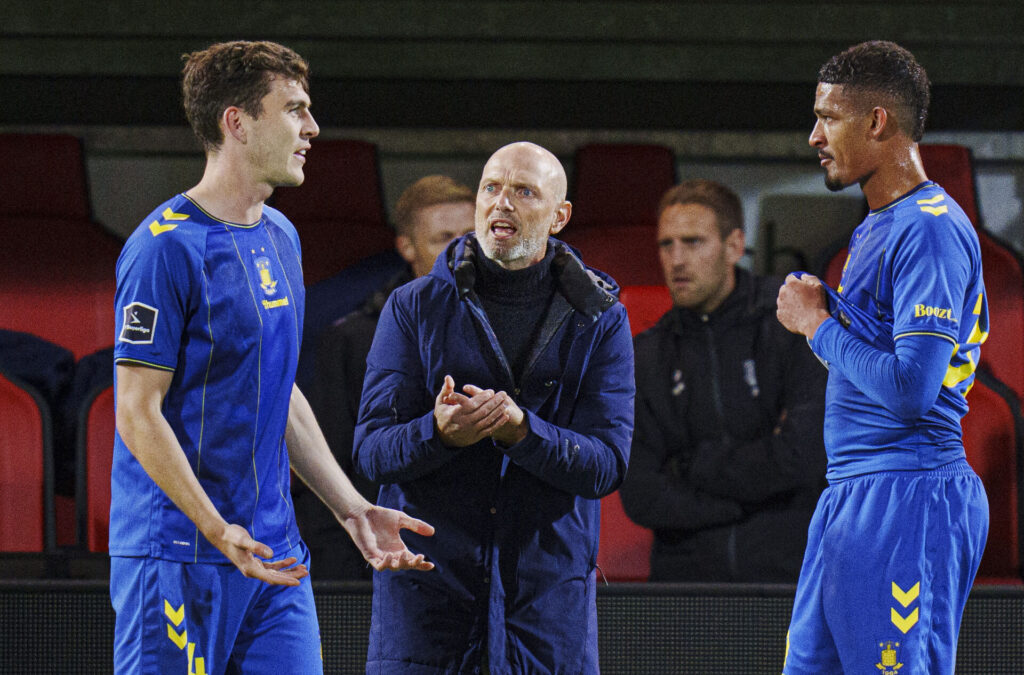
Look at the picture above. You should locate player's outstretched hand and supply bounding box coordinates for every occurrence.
[343,505,436,572]
[215,522,308,586]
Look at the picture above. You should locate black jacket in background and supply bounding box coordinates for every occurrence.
[292,267,414,580]
[619,268,827,582]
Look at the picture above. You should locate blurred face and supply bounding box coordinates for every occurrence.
[475,143,571,270]
[657,202,744,313]
[243,77,319,187]
[809,82,874,192]
[399,201,475,278]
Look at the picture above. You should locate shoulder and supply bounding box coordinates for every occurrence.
[261,204,301,250]
[120,195,207,268]
[891,185,975,243]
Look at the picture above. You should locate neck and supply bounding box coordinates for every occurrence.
[860,141,929,210]
[185,151,272,224]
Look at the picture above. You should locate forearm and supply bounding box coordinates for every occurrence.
[619,461,743,530]
[695,414,826,502]
[287,385,371,522]
[117,396,227,543]
[812,321,952,419]
[500,410,629,499]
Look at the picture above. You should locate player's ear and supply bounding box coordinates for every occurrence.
[869,106,890,139]
[223,106,247,144]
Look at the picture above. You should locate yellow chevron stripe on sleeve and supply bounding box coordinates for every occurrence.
[944,351,977,388]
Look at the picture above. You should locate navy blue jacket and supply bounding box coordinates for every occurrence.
[354,234,635,674]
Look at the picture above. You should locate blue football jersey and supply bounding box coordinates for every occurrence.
[111,194,305,562]
[819,182,988,480]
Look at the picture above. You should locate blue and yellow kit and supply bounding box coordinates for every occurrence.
[110,194,322,674]
[111,193,305,562]
[784,182,990,675]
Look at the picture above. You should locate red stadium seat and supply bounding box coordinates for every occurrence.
[0,133,92,220]
[271,139,393,285]
[595,285,671,582]
[564,144,677,287]
[619,285,672,336]
[597,490,652,583]
[962,372,1023,584]
[0,370,54,552]
[76,385,114,553]
[571,144,677,230]
[560,223,663,286]
[0,217,120,361]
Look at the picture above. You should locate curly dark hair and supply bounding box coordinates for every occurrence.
[657,179,743,239]
[818,40,930,142]
[182,41,310,152]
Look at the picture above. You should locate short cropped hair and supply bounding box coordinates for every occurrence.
[818,40,931,142]
[182,40,310,152]
[658,179,744,239]
[392,175,474,237]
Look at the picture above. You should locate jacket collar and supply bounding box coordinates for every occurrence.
[442,233,619,322]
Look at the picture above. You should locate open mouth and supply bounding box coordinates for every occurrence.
[489,220,517,240]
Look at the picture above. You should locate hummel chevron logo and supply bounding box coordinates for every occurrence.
[891,607,919,634]
[162,208,190,221]
[149,208,190,236]
[892,582,920,607]
[164,600,185,626]
[149,221,177,236]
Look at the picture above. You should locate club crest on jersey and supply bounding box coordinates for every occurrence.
[874,640,904,673]
[254,256,279,296]
[119,302,158,344]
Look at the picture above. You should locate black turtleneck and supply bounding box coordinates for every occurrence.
[474,240,557,381]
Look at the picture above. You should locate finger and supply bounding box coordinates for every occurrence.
[785,273,800,284]
[437,374,455,400]
[445,391,474,407]
[264,556,300,571]
[245,561,305,586]
[477,399,511,431]
[248,538,274,559]
[462,383,485,396]
[399,514,436,537]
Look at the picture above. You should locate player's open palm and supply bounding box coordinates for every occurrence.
[215,522,309,586]
[343,505,436,572]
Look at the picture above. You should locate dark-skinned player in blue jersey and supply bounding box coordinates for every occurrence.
[777,41,989,674]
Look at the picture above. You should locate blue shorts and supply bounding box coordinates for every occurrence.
[783,459,988,675]
[111,541,322,675]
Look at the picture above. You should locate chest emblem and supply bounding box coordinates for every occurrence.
[253,251,289,310]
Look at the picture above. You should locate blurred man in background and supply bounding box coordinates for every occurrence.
[621,179,826,582]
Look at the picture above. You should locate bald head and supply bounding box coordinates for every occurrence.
[483,142,568,202]
[474,141,572,270]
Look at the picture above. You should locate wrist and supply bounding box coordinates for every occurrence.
[804,310,831,340]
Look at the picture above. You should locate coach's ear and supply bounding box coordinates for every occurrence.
[549,200,572,236]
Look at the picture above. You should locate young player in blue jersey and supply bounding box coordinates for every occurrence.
[776,41,989,674]
[110,41,434,674]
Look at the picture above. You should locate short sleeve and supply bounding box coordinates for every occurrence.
[113,231,198,371]
[890,215,970,343]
